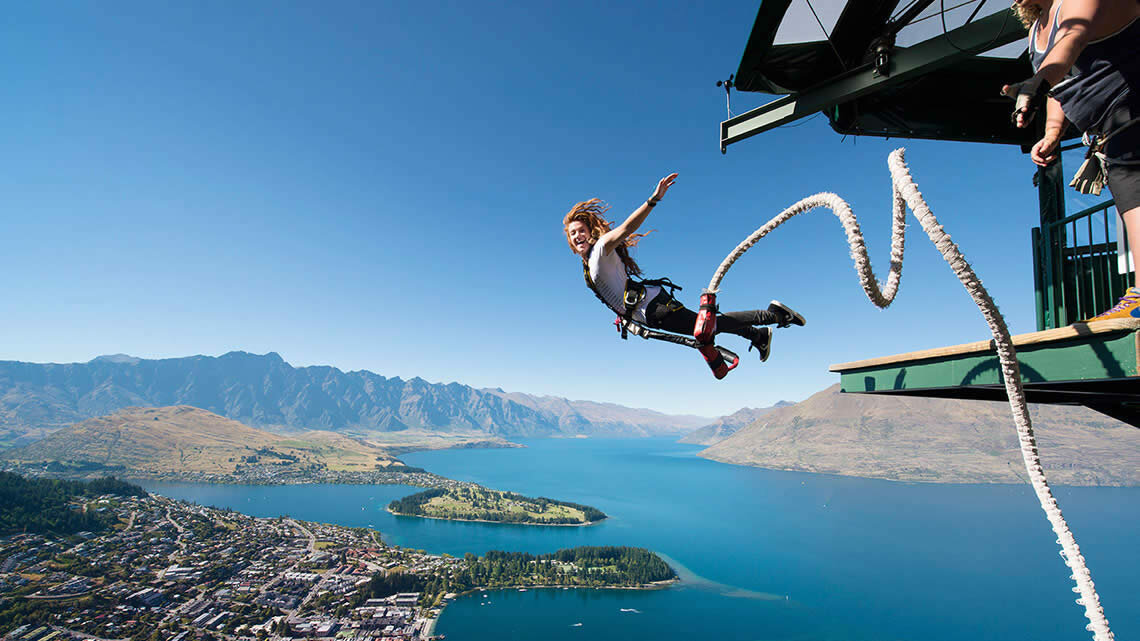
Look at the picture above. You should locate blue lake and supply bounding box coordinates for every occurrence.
[142,438,1140,641]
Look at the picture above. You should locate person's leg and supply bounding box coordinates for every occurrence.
[645,296,760,339]
[716,311,764,335]
[1125,206,1140,290]
[645,296,772,360]
[648,303,700,335]
[647,295,802,336]
[1104,111,1140,290]
[1088,158,1140,320]
[721,301,806,329]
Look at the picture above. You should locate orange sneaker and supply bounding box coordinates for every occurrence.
[1086,287,1140,321]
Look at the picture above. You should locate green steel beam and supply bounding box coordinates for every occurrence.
[837,329,1138,393]
[720,11,1026,152]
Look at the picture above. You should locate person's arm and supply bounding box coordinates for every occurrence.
[598,174,678,254]
[1003,0,1099,128]
[1035,0,1098,86]
[1031,97,1068,166]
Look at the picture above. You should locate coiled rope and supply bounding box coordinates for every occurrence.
[706,148,1113,641]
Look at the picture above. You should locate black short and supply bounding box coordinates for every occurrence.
[1102,103,1140,212]
[1106,162,1140,212]
[644,291,692,334]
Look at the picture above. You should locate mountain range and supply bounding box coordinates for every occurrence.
[0,352,707,447]
[699,384,1140,486]
[3,351,1137,486]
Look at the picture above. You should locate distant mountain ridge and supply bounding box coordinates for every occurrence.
[699,384,1140,486]
[678,403,793,445]
[0,352,708,445]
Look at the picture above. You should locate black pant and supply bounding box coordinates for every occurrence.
[643,291,776,338]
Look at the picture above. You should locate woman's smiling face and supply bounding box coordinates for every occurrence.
[566,220,594,257]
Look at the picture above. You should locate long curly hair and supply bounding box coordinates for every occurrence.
[563,198,650,277]
[1012,1,1043,30]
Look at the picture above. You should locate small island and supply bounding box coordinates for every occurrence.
[388,486,607,525]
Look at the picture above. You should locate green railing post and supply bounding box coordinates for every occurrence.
[1032,227,1046,331]
[1037,160,1066,329]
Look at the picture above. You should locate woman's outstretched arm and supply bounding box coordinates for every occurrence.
[598,173,678,254]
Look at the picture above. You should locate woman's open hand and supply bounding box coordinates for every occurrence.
[652,173,678,201]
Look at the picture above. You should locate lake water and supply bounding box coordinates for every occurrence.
[142,438,1140,641]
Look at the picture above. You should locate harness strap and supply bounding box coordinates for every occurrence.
[581,257,739,379]
[1071,116,1140,195]
[582,261,683,339]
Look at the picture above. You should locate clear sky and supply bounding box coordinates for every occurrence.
[1,0,1114,417]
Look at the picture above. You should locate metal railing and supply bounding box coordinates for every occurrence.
[1033,198,1130,329]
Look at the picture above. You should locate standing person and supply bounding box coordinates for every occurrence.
[1004,0,1140,320]
[563,173,805,361]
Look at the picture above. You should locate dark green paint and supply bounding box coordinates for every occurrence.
[839,330,1137,392]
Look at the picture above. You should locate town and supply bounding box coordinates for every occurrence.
[1,492,459,640]
[0,481,676,641]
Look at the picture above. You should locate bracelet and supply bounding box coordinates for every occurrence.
[647,198,659,207]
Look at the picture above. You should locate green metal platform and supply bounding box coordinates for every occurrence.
[830,319,1140,426]
[722,0,1139,427]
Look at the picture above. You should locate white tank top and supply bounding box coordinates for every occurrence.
[587,245,659,324]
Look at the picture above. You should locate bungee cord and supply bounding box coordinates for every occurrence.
[706,148,1113,641]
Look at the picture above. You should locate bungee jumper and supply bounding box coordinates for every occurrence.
[563,173,805,379]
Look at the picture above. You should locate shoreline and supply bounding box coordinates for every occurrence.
[428,579,679,636]
[455,579,679,596]
[386,507,605,527]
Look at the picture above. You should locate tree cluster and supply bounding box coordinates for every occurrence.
[448,546,674,591]
[386,489,445,515]
[0,473,146,535]
[366,570,428,598]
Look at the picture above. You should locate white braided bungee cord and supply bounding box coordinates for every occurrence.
[707,148,1113,641]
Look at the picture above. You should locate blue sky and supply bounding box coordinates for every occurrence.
[0,1,1114,416]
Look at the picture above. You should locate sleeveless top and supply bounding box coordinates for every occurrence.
[587,244,659,324]
[1030,3,1140,134]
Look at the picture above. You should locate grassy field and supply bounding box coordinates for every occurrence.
[423,495,587,522]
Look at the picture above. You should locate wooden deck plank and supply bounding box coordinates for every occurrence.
[829,319,1140,372]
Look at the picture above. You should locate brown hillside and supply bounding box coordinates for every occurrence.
[2,405,403,475]
[700,384,1140,486]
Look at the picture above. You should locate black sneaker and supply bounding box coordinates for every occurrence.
[768,301,806,328]
[748,327,772,362]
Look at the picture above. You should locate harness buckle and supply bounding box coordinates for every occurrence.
[614,316,628,339]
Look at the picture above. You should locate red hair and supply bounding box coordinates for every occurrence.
[563,198,649,277]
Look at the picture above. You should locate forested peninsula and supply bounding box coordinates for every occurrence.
[388,486,607,525]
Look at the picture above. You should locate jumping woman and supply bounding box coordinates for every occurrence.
[564,173,805,361]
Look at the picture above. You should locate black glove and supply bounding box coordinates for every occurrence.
[1006,75,1052,127]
